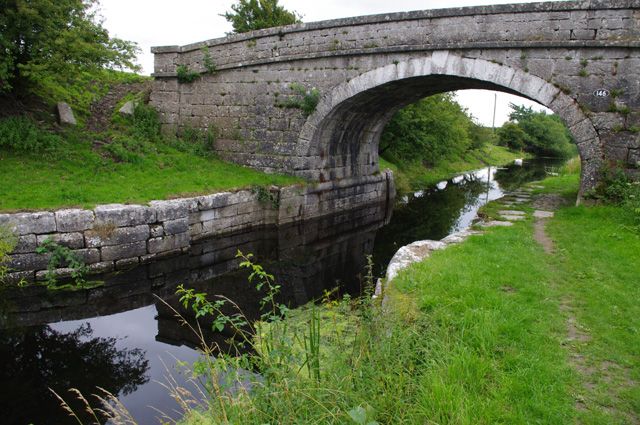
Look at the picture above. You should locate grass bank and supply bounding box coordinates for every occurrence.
[381,143,526,194]
[0,139,299,212]
[171,163,639,424]
[0,103,300,212]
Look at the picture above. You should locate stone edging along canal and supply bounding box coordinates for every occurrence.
[1,171,394,283]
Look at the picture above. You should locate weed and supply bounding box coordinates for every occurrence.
[201,47,217,75]
[0,225,17,284]
[176,65,199,84]
[246,39,257,48]
[276,83,320,117]
[578,68,588,77]
[173,124,218,155]
[92,222,117,239]
[611,88,623,98]
[252,185,279,208]
[363,42,379,49]
[35,238,88,288]
[580,58,588,67]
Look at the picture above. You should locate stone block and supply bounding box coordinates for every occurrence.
[3,271,34,284]
[149,199,193,221]
[150,224,164,238]
[13,235,37,254]
[36,268,75,281]
[87,261,115,274]
[148,233,190,254]
[101,241,148,262]
[36,232,85,250]
[56,102,77,126]
[163,218,189,235]
[56,209,94,232]
[197,192,232,210]
[227,190,255,205]
[115,257,140,270]
[76,248,101,264]
[86,225,150,247]
[0,212,56,235]
[118,100,137,116]
[9,252,51,271]
[94,204,156,226]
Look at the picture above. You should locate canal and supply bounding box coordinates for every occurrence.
[0,158,565,424]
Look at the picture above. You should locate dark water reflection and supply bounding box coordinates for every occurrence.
[0,202,389,424]
[0,158,564,424]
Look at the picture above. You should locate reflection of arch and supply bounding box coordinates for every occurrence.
[299,51,602,197]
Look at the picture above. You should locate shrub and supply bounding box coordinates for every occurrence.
[131,103,161,141]
[591,168,640,230]
[176,65,199,84]
[277,83,320,117]
[0,116,63,153]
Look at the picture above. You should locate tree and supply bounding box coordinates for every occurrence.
[0,0,139,95]
[504,103,575,158]
[223,0,301,34]
[380,93,472,166]
[497,122,527,151]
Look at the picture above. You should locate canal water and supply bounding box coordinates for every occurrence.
[0,158,564,425]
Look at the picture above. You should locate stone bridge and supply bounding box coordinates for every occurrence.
[151,0,640,198]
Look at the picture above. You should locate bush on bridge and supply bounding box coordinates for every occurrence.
[222,0,301,34]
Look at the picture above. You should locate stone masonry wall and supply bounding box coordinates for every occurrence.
[0,172,393,283]
[150,0,640,192]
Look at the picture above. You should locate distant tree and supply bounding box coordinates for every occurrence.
[468,122,496,150]
[380,93,472,166]
[0,0,139,95]
[497,122,527,151]
[504,103,575,158]
[223,0,301,34]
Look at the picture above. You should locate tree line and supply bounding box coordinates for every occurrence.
[380,95,576,168]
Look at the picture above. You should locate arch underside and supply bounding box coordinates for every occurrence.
[302,53,603,197]
[317,75,530,181]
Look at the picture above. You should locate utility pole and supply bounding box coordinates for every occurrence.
[492,92,497,132]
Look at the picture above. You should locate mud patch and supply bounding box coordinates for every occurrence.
[533,193,568,210]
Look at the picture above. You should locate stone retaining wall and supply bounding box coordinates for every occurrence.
[0,172,393,283]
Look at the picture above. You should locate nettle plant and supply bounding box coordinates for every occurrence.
[36,238,87,288]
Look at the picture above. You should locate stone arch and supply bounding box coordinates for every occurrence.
[298,51,603,198]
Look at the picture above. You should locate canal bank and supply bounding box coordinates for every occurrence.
[0,158,570,424]
[0,172,394,284]
[178,161,639,425]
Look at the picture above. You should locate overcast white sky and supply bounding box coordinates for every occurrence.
[99,0,565,126]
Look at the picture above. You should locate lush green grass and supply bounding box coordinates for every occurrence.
[0,98,301,212]
[547,205,640,424]
[381,144,526,193]
[175,167,639,424]
[0,140,299,211]
[391,222,575,423]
